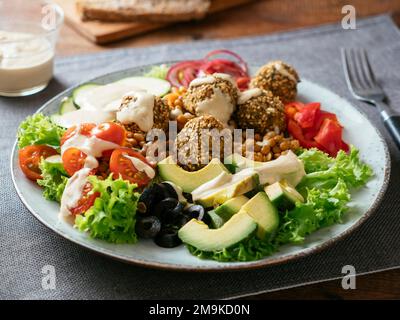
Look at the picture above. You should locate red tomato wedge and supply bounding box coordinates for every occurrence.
[60,123,96,146]
[62,147,88,177]
[19,145,58,181]
[294,102,321,129]
[109,148,153,187]
[285,101,349,157]
[69,182,99,216]
[287,119,320,149]
[314,119,345,157]
[303,111,338,140]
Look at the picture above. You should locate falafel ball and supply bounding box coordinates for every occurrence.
[117,93,170,132]
[116,92,170,148]
[250,60,299,103]
[235,88,286,135]
[175,115,232,171]
[183,73,238,124]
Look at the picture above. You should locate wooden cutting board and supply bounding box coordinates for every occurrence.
[54,0,254,45]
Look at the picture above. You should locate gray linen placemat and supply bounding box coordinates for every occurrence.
[1,15,400,300]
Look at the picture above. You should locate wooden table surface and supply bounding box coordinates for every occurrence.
[57,0,400,299]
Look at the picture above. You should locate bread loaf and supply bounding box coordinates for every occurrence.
[76,0,211,22]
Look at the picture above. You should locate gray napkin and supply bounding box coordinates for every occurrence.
[1,15,399,300]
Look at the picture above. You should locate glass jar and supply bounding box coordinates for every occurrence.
[0,0,63,97]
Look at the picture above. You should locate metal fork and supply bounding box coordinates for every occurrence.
[342,48,400,149]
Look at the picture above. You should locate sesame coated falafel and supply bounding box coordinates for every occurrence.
[235,88,286,135]
[118,95,169,133]
[175,115,231,171]
[183,73,238,124]
[250,60,300,103]
[117,94,170,148]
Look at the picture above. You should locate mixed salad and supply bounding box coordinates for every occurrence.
[16,50,373,262]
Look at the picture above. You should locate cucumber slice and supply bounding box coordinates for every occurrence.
[72,83,100,108]
[264,180,304,211]
[59,97,78,114]
[115,76,171,96]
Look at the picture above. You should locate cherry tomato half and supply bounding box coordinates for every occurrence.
[60,123,96,146]
[109,148,153,187]
[62,147,88,177]
[92,122,126,146]
[69,182,99,216]
[19,145,58,181]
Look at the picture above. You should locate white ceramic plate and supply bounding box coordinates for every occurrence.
[11,64,390,271]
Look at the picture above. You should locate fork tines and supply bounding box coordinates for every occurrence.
[341,48,382,97]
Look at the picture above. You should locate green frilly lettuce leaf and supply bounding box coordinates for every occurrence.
[37,158,68,203]
[17,113,65,149]
[75,175,140,244]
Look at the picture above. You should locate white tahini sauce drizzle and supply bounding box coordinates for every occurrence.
[77,82,141,111]
[195,87,234,124]
[189,73,237,124]
[59,126,120,219]
[274,62,298,83]
[213,73,237,88]
[54,109,114,128]
[189,75,216,87]
[191,169,255,201]
[61,132,120,169]
[123,154,156,179]
[238,88,263,104]
[116,91,155,132]
[59,167,92,218]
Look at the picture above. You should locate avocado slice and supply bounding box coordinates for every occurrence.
[192,170,258,208]
[241,192,279,240]
[265,180,304,211]
[157,156,229,193]
[214,195,249,222]
[178,211,257,251]
[224,153,264,173]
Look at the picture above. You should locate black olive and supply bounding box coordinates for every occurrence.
[153,197,179,219]
[154,228,182,248]
[168,202,185,219]
[160,201,185,225]
[184,204,205,221]
[137,188,154,215]
[160,182,179,199]
[173,214,192,228]
[152,183,167,201]
[135,216,161,239]
[183,192,193,203]
[137,184,165,216]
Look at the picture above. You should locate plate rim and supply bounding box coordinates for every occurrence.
[10,62,392,272]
